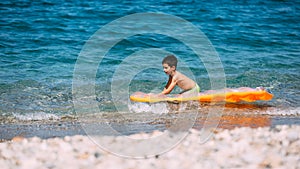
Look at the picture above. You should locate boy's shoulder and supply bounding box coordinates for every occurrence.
[173,71,183,79]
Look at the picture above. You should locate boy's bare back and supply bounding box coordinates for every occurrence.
[173,71,196,91]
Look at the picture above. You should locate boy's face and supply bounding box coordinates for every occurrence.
[162,63,175,75]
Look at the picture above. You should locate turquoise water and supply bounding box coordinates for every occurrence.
[0,0,299,121]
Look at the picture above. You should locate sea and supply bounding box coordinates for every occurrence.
[0,0,299,139]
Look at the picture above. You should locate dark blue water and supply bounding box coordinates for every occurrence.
[1,0,299,121]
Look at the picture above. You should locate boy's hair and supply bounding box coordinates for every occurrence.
[162,55,177,68]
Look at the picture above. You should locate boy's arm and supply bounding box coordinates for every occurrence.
[161,76,177,95]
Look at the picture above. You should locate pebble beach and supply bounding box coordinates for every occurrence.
[1,125,299,169]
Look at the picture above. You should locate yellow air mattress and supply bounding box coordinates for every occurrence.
[130,87,273,103]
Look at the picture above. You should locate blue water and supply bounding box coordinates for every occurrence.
[0,0,299,121]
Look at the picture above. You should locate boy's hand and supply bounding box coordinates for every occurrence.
[148,93,166,98]
[157,93,166,98]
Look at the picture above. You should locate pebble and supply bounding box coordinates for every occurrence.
[11,136,24,142]
[287,131,299,142]
[0,125,299,169]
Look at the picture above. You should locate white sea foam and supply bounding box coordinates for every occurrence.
[13,112,59,121]
[129,102,300,116]
[262,107,300,116]
[129,102,169,114]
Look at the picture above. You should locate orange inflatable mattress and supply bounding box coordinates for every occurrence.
[130,87,273,103]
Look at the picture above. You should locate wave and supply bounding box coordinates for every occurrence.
[12,112,59,121]
[129,101,300,117]
[262,107,300,116]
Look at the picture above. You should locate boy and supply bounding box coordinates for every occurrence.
[160,55,200,97]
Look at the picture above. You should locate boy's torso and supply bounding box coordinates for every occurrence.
[173,71,196,91]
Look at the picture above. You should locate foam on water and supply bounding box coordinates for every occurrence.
[129,101,300,117]
[13,112,59,121]
[129,102,169,114]
[262,107,300,116]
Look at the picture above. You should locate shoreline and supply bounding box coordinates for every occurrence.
[1,113,300,141]
[1,125,299,168]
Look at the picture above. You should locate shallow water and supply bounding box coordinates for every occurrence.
[1,102,300,140]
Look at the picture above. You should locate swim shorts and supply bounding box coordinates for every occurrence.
[179,84,200,97]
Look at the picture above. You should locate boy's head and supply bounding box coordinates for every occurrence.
[162,55,177,68]
[162,55,177,75]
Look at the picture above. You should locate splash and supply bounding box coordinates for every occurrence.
[129,102,169,114]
